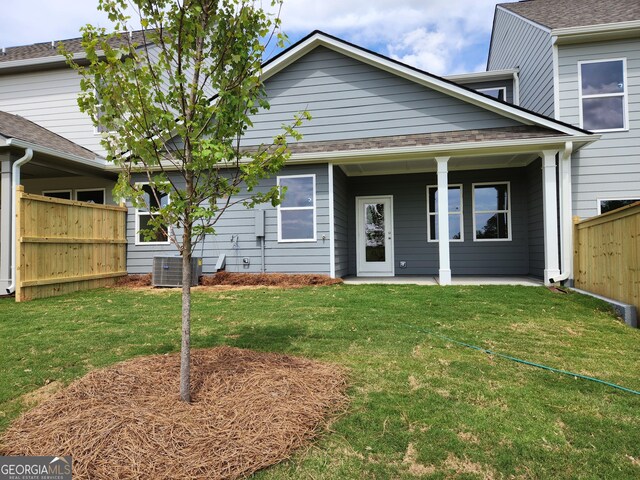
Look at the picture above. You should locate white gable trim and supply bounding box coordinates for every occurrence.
[261,32,588,137]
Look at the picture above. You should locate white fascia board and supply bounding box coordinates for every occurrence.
[495,6,552,33]
[445,69,519,83]
[4,138,108,170]
[285,134,600,165]
[0,51,87,71]
[552,21,640,44]
[261,33,589,138]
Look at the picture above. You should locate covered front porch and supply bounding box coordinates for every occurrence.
[323,130,591,286]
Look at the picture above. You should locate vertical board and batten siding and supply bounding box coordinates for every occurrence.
[242,46,521,146]
[557,39,640,218]
[0,67,106,157]
[457,79,515,104]
[15,187,127,302]
[345,166,540,277]
[126,164,331,275]
[487,8,554,117]
[573,203,640,314]
[333,166,350,278]
[526,158,545,277]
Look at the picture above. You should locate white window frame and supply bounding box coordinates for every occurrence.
[477,87,507,102]
[578,58,628,133]
[42,189,72,200]
[426,184,464,243]
[277,174,317,243]
[134,182,171,246]
[93,87,115,135]
[75,188,106,204]
[597,197,640,215]
[472,181,512,242]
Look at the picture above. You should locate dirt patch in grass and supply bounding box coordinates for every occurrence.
[1,347,348,480]
[114,272,342,289]
[403,443,436,476]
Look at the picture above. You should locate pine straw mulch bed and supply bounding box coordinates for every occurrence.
[115,272,343,289]
[1,347,349,480]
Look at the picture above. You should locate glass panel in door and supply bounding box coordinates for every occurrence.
[364,203,385,262]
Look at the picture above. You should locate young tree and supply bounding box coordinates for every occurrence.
[64,0,309,402]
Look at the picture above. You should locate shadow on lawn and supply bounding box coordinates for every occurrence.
[197,323,309,353]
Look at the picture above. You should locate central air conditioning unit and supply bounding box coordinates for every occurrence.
[152,256,203,287]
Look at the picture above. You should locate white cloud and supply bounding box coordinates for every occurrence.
[0,0,519,75]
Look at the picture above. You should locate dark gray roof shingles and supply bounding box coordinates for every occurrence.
[0,111,98,160]
[253,126,567,155]
[0,30,151,64]
[500,0,640,30]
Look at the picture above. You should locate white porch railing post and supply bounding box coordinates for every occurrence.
[436,156,451,285]
[541,150,560,285]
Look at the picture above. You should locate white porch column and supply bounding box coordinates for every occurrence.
[436,156,451,285]
[541,150,560,284]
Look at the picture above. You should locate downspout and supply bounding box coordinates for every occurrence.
[549,141,573,284]
[6,146,33,294]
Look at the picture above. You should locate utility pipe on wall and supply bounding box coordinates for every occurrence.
[6,147,33,294]
[549,141,573,284]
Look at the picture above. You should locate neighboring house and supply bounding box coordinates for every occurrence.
[1,0,637,291]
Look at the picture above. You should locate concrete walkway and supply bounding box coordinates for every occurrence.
[342,276,543,286]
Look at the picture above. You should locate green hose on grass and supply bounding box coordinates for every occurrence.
[399,321,640,396]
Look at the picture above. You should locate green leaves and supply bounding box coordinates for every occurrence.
[64,0,305,253]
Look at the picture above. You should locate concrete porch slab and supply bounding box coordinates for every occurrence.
[342,276,543,286]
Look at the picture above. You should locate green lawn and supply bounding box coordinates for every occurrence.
[1,285,639,479]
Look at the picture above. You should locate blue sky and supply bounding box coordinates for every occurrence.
[0,0,518,75]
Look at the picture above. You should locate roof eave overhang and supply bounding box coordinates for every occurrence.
[261,32,589,138]
[286,134,599,165]
[552,20,640,45]
[0,137,108,170]
[445,68,519,83]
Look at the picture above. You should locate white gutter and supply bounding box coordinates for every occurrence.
[549,141,573,284]
[6,147,33,294]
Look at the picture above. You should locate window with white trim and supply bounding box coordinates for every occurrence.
[473,182,511,241]
[598,198,640,215]
[135,183,170,245]
[579,59,627,131]
[42,190,72,200]
[426,185,463,242]
[477,87,506,101]
[76,188,105,204]
[277,174,316,242]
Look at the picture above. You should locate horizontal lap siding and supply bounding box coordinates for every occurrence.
[333,166,349,278]
[488,8,554,117]
[126,164,330,275]
[0,67,105,156]
[243,46,520,146]
[347,167,535,276]
[558,39,640,218]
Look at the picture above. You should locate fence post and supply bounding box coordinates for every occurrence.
[572,215,581,288]
[15,185,24,302]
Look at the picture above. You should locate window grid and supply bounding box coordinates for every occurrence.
[134,183,171,246]
[578,58,628,132]
[277,174,317,243]
[472,182,512,242]
[426,184,464,242]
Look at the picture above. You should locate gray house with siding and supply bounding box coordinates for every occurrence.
[1,0,638,292]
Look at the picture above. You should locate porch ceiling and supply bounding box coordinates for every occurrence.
[338,152,540,176]
[19,151,117,180]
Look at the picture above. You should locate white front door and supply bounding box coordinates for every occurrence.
[356,196,394,276]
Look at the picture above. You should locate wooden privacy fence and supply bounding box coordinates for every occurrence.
[573,202,640,313]
[15,186,128,302]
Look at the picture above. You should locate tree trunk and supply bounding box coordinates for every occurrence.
[180,228,192,403]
